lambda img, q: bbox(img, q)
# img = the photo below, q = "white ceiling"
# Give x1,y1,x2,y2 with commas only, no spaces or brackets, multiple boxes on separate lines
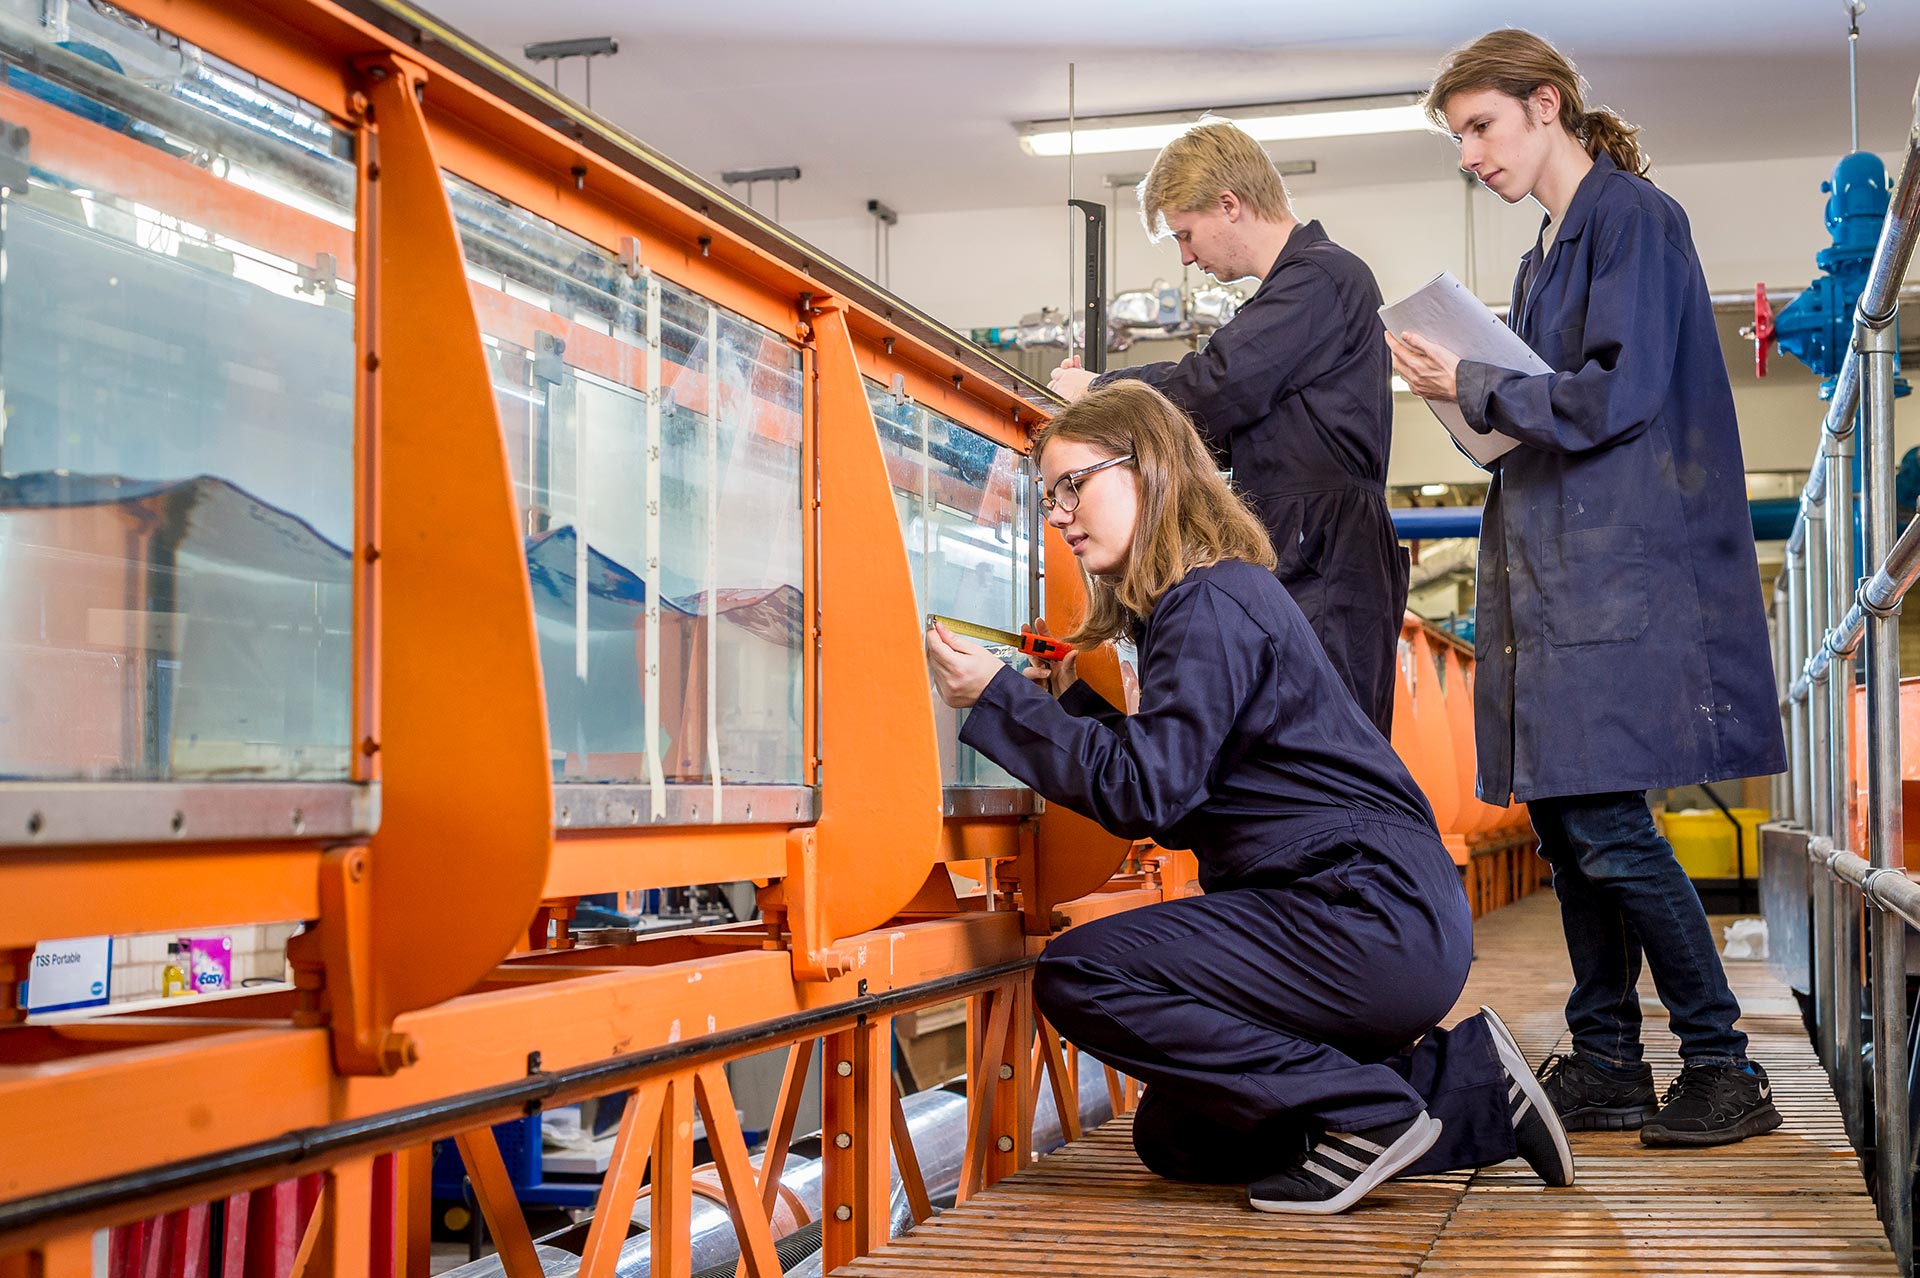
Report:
420,0,1920,224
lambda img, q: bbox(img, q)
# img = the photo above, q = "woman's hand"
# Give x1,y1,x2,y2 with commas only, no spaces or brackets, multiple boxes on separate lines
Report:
1020,618,1079,698
1049,357,1097,402
1386,330,1462,403
926,621,1005,708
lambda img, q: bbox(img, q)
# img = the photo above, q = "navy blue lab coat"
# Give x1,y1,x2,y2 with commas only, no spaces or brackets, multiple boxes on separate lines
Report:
958,561,1513,1173
1458,155,1787,803
1093,222,1410,736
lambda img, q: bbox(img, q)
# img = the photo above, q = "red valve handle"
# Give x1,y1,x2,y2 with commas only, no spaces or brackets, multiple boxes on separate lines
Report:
1754,283,1775,378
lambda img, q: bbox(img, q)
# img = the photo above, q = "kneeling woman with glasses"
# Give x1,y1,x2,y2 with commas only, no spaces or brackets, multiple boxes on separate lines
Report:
926,380,1572,1214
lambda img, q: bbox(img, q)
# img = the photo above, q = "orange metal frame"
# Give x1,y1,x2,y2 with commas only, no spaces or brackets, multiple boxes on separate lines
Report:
0,2,1153,1274
0,5,1518,1276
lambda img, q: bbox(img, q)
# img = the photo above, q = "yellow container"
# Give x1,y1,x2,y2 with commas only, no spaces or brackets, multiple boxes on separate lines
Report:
1659,808,1769,879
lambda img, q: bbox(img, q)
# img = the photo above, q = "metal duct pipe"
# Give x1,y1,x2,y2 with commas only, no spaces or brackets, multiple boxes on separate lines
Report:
440,1051,1117,1278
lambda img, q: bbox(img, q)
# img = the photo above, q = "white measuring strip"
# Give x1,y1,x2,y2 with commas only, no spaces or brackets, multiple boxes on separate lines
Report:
643,268,665,820
705,306,722,822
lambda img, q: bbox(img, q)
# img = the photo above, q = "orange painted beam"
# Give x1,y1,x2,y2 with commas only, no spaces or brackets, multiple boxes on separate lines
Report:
324,53,552,1074
542,828,788,899
0,845,321,950
765,300,940,979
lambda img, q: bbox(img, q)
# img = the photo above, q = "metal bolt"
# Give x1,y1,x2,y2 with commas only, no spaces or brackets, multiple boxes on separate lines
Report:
170,811,186,835
998,1064,1013,1080
836,1060,853,1077
834,1132,851,1149
833,1205,851,1222
996,1136,1013,1152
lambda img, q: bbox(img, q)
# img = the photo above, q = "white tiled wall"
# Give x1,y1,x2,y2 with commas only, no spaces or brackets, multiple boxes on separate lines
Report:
108,922,302,1002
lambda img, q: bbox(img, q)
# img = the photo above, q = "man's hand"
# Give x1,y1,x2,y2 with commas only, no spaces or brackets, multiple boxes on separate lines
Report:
1019,618,1079,698
927,622,1005,709
1049,357,1097,402
1386,330,1462,403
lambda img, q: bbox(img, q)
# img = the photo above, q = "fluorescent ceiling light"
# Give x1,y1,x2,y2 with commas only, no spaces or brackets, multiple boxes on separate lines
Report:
1419,483,1449,496
1391,375,1412,394
1019,93,1427,158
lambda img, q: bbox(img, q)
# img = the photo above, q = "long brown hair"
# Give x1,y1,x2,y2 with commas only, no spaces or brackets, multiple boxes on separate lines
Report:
1426,29,1650,179
1034,381,1276,647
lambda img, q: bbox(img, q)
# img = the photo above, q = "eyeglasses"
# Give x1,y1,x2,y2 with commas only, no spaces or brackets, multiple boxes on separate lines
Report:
1039,454,1133,514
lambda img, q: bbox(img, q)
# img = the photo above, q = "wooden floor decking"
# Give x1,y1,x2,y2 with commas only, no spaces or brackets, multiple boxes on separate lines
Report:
840,891,1898,1276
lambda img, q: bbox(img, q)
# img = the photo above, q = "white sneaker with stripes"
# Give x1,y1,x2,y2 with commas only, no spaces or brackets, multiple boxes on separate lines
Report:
1480,1005,1576,1186
1246,1112,1441,1215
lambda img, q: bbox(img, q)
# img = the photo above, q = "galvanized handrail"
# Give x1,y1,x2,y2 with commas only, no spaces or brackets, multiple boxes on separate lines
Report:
1772,72,1920,1275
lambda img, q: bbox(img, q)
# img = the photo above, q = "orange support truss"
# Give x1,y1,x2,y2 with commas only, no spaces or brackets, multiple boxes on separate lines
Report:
0,3,1521,1274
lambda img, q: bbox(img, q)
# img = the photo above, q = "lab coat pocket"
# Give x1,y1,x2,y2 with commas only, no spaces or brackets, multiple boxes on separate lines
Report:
1542,525,1649,647
1538,323,1586,370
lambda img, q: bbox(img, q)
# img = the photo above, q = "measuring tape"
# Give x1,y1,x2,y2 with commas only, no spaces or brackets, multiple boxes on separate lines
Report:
928,614,1073,663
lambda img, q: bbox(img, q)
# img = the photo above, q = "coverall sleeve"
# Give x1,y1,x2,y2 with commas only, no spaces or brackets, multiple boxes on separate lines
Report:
1057,679,1125,730
1092,270,1333,449
1455,208,1686,455
958,583,1266,839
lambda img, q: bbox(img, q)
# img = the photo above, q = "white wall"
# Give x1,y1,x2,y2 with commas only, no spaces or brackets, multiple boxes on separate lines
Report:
789,151,1920,485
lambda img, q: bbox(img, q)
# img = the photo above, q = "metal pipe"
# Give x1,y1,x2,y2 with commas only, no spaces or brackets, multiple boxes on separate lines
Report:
1771,582,1790,820
1786,548,1812,828
1812,838,1920,937
1859,81,1920,326
1789,458,1826,558
1860,318,1913,1264
1826,405,1864,1135
1807,495,1838,1076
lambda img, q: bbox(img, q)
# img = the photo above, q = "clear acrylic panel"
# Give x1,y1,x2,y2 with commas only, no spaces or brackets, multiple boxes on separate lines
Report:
449,174,804,789
867,382,1034,787
0,9,356,781
709,313,804,784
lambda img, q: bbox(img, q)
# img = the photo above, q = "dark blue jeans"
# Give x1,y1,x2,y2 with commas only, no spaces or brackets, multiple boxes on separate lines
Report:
1530,791,1748,1067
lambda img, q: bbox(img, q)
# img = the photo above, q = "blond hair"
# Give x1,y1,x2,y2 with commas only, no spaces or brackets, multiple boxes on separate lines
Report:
1136,118,1293,240
1034,381,1277,647
1426,29,1650,178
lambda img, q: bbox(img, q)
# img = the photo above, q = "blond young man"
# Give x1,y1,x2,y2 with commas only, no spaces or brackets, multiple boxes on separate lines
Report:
1053,120,1406,735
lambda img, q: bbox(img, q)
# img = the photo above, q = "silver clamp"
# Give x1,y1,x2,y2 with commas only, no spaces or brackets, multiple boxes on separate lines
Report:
1857,580,1901,621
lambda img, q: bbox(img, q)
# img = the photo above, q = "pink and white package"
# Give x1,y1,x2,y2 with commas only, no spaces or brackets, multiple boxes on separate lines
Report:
181,936,232,993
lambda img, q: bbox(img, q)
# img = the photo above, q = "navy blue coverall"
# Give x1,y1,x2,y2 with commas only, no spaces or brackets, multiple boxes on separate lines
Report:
1457,155,1788,1067
1093,222,1409,737
959,559,1514,1180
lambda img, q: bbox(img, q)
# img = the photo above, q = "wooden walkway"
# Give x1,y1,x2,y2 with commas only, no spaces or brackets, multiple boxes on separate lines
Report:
839,891,1898,1276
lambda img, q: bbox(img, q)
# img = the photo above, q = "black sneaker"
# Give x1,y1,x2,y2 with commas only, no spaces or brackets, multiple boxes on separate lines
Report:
1479,1007,1575,1186
1640,1061,1784,1147
1536,1051,1657,1131
1247,1113,1440,1215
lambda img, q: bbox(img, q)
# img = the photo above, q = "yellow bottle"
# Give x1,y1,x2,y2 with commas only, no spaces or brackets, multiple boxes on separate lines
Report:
161,942,191,998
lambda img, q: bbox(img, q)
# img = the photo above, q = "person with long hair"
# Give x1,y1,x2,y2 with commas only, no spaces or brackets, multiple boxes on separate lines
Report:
924,380,1573,1213
1388,29,1786,1146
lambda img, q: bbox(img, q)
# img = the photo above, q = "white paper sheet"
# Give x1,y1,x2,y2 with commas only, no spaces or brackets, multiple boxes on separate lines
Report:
1380,271,1548,467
